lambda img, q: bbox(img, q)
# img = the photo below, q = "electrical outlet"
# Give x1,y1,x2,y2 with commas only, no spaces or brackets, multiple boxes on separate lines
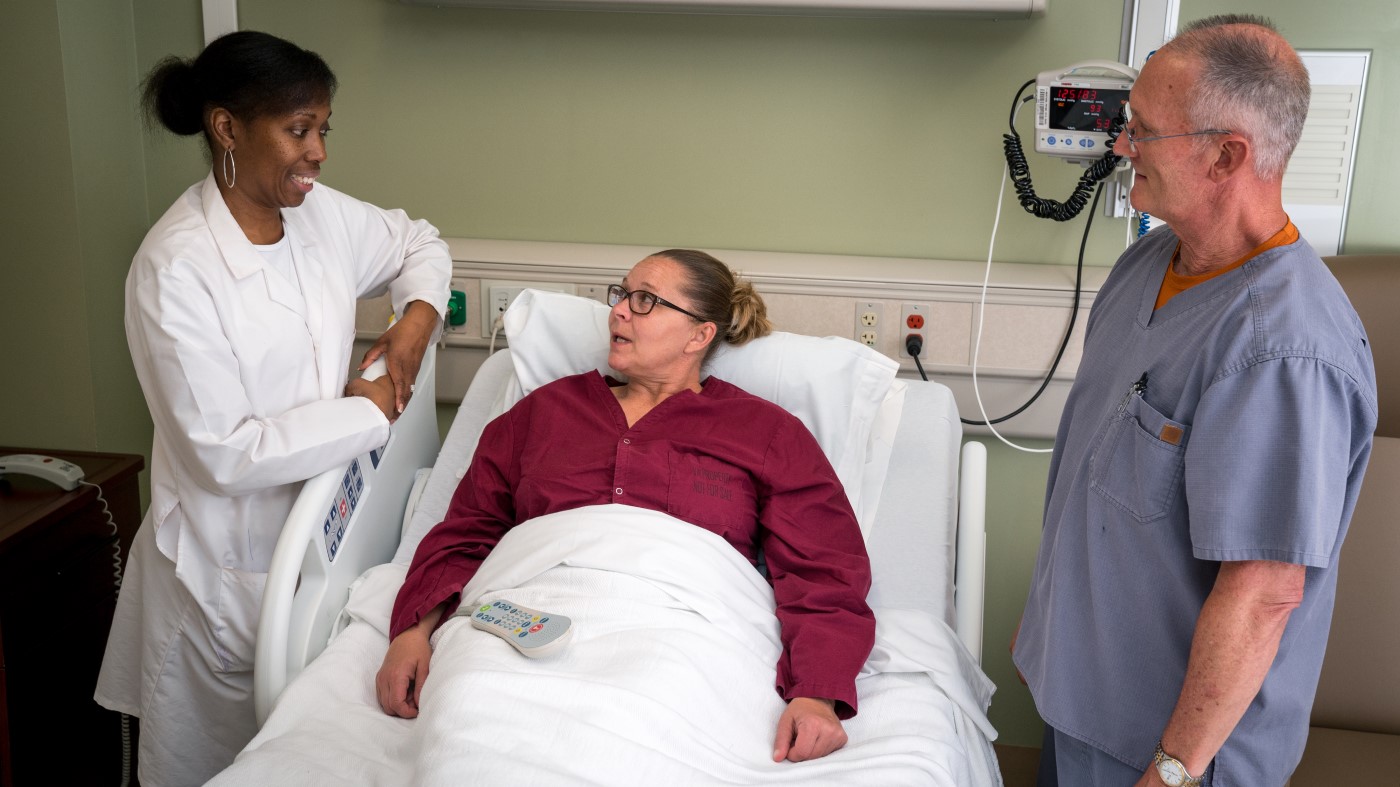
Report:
899,303,931,358
853,301,883,347
480,280,577,336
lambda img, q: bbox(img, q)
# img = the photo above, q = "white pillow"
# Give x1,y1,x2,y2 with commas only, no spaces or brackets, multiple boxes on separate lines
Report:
502,289,899,534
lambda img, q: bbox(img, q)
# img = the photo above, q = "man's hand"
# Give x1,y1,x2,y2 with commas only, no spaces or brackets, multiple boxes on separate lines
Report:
360,300,440,415
1133,767,1167,787
772,697,848,763
1010,616,1026,685
376,620,436,718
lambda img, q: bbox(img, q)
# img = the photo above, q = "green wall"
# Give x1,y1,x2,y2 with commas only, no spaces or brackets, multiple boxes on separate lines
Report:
0,1,149,458
3,0,1396,753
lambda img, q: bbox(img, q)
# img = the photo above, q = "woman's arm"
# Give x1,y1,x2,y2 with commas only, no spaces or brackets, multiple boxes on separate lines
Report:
388,409,521,640
126,261,390,496
315,186,452,415
756,417,876,761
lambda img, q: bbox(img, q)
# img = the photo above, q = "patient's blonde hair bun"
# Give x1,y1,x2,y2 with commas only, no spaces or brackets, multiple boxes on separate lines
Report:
727,278,771,346
651,249,772,357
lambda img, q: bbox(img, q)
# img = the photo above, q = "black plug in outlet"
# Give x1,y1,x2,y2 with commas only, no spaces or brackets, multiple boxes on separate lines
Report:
905,333,923,358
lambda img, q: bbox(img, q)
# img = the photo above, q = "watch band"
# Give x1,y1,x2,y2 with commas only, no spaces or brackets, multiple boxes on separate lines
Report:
1153,741,1203,787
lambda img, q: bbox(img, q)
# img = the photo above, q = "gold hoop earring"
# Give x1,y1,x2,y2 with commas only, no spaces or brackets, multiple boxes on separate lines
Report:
222,148,236,189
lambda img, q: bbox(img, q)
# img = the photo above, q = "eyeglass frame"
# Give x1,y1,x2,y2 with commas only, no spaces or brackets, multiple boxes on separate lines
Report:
607,283,706,322
1121,102,1233,154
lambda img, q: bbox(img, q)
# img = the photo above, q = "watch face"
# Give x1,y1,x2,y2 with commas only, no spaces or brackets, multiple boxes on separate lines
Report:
1157,759,1187,787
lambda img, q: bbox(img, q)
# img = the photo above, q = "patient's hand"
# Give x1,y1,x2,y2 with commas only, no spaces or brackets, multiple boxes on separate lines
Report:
376,625,434,718
772,697,848,763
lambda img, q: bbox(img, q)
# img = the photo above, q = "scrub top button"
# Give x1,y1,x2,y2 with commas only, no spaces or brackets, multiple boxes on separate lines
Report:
614,487,624,495
622,438,631,445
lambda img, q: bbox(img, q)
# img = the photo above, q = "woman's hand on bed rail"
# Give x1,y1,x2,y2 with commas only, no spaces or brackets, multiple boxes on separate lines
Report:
772,697,848,763
360,299,439,415
376,608,442,718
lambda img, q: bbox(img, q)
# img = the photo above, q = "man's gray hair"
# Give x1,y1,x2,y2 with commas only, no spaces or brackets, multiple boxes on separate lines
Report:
1165,14,1310,181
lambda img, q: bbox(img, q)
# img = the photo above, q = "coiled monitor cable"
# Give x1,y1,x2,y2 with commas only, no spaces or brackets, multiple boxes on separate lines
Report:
910,80,1126,450
1003,79,1125,222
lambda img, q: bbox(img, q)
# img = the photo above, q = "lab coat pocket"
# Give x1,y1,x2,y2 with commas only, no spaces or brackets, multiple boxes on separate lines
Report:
213,565,268,673
1089,395,1189,523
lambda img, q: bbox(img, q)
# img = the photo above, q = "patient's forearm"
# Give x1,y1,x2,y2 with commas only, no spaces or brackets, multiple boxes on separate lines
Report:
412,603,445,637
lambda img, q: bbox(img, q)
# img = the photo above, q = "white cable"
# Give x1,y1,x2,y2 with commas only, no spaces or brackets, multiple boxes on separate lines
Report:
970,165,1053,454
487,313,505,355
973,99,1054,454
80,481,123,590
81,479,132,787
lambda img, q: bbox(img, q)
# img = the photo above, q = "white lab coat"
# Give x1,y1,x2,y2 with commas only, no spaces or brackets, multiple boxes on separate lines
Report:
95,173,450,785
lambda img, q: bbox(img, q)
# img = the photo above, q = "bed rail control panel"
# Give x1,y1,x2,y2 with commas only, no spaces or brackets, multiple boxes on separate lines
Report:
321,458,368,562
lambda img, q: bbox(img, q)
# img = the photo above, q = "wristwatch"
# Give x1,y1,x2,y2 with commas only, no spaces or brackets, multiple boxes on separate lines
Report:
1154,741,1203,787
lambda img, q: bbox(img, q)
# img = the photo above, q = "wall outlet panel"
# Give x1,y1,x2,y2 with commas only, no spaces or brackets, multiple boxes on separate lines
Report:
578,284,610,304
899,302,931,358
853,301,883,347
480,280,577,335
445,277,475,335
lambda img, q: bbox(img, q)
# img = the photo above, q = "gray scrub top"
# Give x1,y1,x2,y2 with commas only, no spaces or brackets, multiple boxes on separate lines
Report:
1014,227,1377,786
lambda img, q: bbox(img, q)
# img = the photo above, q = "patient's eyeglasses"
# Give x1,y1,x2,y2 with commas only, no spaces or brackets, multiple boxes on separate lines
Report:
607,284,705,321
1121,102,1233,155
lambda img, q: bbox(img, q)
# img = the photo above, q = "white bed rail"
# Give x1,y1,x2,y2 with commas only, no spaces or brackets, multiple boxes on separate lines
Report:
954,440,987,664
254,347,442,725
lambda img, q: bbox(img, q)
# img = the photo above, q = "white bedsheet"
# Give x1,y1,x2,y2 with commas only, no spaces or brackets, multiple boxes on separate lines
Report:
216,505,1000,786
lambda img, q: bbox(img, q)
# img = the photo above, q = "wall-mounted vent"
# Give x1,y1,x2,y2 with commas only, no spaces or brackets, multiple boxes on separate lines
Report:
1284,51,1370,257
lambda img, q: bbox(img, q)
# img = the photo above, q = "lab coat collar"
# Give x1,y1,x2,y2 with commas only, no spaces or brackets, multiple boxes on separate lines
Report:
200,173,336,396
200,172,317,320
201,173,264,281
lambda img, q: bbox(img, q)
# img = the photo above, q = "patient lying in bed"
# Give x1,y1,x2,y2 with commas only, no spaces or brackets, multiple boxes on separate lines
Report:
377,250,875,764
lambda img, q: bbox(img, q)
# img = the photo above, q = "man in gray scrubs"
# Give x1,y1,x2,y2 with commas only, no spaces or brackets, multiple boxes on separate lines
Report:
1013,14,1377,787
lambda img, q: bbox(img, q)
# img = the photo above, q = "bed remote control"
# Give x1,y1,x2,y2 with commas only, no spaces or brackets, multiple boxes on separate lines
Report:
468,599,573,657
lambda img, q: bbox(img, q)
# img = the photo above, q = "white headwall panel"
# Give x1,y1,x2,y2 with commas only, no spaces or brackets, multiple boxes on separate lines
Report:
358,238,1108,438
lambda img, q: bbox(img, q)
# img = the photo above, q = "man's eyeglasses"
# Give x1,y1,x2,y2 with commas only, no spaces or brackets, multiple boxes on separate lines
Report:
607,284,705,321
1121,102,1233,154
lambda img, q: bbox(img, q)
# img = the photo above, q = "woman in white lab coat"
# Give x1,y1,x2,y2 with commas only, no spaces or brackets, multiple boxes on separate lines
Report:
94,30,452,786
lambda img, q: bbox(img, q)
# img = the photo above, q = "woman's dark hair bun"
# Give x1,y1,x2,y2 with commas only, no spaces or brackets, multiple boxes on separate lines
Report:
142,56,205,136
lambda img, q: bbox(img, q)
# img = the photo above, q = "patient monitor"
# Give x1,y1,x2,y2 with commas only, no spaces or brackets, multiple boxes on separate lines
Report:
1034,60,1136,162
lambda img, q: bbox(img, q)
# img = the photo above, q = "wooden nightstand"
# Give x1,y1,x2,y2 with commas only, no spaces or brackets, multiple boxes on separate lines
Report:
0,447,143,787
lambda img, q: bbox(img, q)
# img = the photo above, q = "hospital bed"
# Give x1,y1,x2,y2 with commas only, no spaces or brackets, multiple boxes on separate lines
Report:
215,290,1001,786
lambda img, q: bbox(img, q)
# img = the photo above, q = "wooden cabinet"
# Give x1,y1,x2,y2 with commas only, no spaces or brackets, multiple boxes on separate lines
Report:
0,448,143,787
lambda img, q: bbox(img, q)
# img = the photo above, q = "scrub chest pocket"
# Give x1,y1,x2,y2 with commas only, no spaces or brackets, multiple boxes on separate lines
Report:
1090,394,1190,523
667,450,758,532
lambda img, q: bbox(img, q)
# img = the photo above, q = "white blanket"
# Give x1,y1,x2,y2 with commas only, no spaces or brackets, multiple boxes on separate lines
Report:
416,504,995,785
216,504,1000,786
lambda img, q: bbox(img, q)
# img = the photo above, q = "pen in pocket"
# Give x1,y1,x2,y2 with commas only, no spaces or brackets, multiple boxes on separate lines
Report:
1118,372,1149,415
